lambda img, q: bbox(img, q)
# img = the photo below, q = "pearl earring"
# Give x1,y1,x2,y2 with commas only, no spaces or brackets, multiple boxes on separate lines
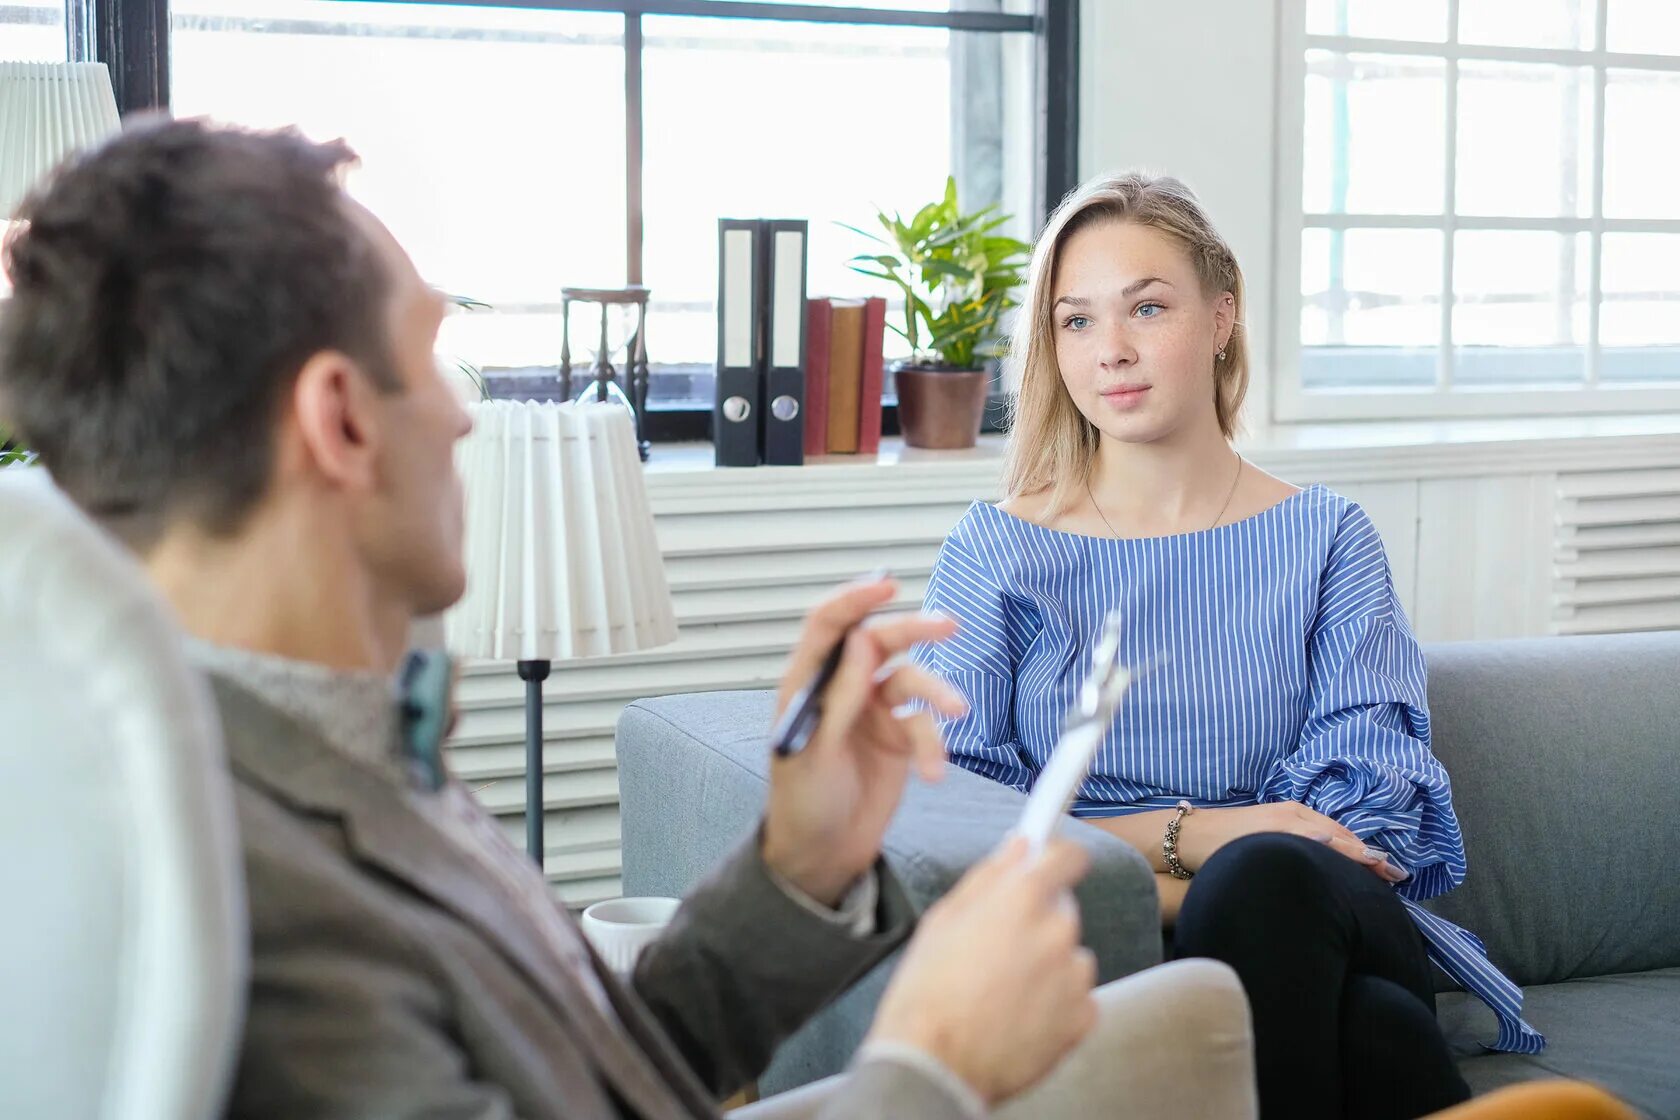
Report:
1217,347,1227,361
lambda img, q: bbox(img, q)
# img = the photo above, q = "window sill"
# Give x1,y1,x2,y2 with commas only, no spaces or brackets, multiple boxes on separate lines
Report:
639,411,1680,494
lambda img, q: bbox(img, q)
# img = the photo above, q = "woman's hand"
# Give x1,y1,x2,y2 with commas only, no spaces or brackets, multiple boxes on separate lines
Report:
1176,801,1409,884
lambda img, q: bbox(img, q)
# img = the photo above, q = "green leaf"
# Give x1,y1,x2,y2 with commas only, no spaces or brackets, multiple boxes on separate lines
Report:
982,234,1031,255
919,259,975,283
910,200,942,236
837,221,886,246
443,355,490,401
846,267,903,286
966,213,1015,239
440,291,493,311
929,315,997,348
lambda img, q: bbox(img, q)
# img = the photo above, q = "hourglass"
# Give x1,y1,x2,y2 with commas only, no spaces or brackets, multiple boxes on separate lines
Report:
558,285,652,462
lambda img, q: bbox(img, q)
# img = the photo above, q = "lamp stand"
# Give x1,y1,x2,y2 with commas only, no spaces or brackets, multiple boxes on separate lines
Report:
516,659,551,863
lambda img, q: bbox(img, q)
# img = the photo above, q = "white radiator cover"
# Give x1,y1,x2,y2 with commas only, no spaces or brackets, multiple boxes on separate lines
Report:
1553,468,1680,636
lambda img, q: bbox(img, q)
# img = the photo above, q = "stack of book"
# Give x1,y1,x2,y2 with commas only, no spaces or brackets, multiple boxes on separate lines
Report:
802,296,887,456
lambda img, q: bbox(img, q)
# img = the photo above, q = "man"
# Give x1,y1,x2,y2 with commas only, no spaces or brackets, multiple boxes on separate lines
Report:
0,118,1253,1119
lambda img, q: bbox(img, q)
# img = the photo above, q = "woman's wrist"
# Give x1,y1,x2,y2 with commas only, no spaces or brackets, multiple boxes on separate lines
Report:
1083,808,1182,873
1162,800,1196,879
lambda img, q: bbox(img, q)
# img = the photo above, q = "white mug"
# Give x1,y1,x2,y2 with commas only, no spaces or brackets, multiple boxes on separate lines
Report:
580,896,681,975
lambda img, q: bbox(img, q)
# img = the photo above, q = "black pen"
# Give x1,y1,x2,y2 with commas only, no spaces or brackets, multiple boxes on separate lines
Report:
769,568,889,758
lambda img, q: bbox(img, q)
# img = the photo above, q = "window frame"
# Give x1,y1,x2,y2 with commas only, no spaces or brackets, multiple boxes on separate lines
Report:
110,0,1076,436
1273,0,1680,423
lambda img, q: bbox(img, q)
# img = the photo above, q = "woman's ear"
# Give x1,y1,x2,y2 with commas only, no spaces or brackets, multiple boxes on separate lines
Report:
1214,291,1236,352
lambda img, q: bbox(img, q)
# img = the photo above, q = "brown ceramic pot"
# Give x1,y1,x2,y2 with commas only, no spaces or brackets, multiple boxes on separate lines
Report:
893,366,989,450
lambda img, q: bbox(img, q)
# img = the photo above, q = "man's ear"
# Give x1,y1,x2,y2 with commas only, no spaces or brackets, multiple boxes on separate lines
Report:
290,351,383,492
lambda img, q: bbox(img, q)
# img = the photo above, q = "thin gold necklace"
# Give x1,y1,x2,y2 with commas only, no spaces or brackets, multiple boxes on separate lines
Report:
1086,452,1244,538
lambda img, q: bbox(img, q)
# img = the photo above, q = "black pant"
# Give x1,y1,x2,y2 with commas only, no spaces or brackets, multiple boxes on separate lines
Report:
1172,833,1472,1120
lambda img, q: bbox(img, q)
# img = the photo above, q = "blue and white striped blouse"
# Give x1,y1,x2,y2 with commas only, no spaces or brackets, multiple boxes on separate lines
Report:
916,483,1542,1053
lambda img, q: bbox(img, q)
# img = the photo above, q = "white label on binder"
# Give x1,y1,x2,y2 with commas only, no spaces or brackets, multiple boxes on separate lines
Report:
771,229,806,369
723,228,755,369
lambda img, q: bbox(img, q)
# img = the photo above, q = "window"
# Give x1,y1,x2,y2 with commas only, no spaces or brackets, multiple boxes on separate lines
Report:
1278,0,1680,420
168,1,1052,418
1,0,69,61
171,2,628,372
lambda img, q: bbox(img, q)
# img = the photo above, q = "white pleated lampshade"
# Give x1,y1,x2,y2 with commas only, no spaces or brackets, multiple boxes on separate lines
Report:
0,62,121,219
446,401,677,663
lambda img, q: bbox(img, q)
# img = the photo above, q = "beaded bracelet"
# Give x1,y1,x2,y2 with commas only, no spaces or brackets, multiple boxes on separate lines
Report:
1162,799,1195,880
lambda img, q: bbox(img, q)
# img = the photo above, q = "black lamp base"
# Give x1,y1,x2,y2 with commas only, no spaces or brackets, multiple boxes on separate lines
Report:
516,659,551,864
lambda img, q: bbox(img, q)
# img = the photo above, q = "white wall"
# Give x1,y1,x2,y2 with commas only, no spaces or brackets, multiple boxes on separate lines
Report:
1079,0,1283,430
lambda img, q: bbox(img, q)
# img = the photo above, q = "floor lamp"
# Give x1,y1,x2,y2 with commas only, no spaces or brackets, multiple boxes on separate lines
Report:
446,401,676,863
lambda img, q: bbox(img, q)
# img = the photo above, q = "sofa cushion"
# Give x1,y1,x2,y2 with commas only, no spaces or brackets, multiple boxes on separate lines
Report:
1421,632,1680,989
1440,967,1680,1119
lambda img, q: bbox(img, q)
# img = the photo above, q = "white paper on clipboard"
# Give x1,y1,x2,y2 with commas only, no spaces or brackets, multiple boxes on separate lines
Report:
1015,716,1113,852
1013,609,1134,854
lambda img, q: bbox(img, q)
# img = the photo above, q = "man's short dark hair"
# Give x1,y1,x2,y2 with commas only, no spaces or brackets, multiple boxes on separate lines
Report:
0,116,397,544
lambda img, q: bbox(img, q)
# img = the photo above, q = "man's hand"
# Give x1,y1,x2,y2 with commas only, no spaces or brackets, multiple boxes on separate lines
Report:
760,574,966,907
866,838,1099,1106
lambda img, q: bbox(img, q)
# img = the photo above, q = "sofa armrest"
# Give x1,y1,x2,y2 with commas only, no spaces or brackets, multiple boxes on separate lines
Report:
875,752,1162,979
617,690,1163,1093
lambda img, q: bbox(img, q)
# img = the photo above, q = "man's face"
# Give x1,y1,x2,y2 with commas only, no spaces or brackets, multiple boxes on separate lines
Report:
348,204,473,618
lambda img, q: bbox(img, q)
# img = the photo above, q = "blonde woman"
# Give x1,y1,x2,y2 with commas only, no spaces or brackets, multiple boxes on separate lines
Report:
915,173,1541,1120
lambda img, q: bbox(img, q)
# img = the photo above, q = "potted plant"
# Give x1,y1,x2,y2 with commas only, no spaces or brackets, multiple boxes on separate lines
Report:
438,291,491,405
846,177,1030,449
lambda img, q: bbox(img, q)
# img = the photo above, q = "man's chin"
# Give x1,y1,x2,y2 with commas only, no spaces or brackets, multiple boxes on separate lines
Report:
407,566,467,641
425,568,468,616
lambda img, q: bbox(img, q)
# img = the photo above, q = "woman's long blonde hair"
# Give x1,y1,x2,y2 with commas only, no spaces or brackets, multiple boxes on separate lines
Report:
1000,172,1249,516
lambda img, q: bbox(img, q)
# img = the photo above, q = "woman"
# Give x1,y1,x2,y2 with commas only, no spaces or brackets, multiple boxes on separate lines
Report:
916,172,1541,1120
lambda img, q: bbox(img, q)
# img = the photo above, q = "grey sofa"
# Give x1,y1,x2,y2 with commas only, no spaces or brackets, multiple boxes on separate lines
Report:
618,632,1680,1117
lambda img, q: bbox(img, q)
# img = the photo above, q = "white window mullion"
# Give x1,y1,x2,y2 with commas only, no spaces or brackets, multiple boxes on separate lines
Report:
1439,0,1461,395
1304,214,1680,234
1305,35,1680,75
1586,0,1610,388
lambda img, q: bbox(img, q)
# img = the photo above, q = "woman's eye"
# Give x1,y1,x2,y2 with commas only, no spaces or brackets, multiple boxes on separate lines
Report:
1062,315,1090,330
1135,302,1165,319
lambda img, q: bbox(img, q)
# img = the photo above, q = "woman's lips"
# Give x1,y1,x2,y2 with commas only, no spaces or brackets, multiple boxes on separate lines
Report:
1100,385,1152,409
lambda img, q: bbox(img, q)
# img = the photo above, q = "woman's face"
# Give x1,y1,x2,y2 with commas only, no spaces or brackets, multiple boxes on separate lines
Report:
1049,219,1233,446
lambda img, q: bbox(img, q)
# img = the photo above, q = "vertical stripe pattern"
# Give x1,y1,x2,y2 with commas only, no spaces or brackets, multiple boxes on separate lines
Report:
915,484,1543,1054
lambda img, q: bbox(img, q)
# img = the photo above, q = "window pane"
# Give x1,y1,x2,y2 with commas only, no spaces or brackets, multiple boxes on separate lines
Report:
170,1,626,372
1456,62,1592,218
1452,231,1588,387
1607,0,1680,54
1301,227,1442,390
1599,233,1680,384
1459,0,1596,50
1307,0,1448,41
1604,69,1680,219
1303,52,1445,214
641,15,1034,366
1,0,67,61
